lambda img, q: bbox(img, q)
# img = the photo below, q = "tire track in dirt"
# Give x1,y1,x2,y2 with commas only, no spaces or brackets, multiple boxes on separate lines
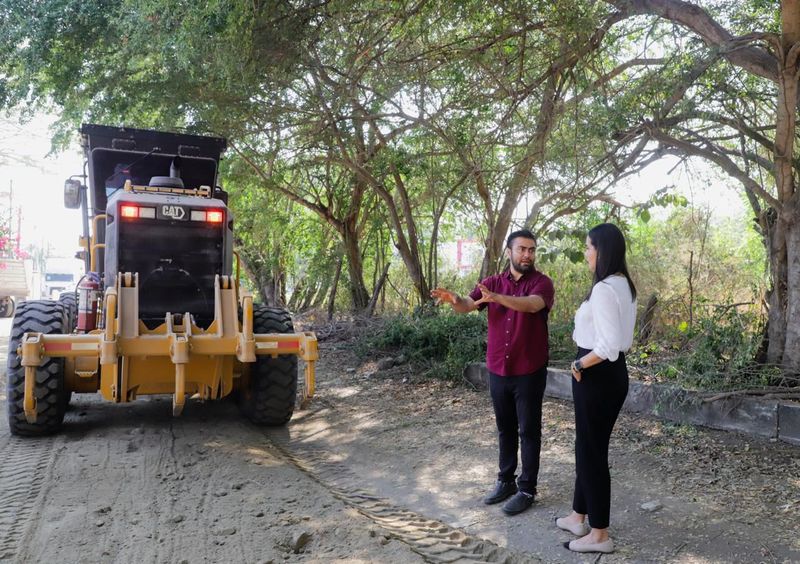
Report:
0,436,56,561
265,432,541,564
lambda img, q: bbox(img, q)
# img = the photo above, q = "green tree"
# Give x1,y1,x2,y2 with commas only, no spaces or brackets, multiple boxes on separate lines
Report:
593,0,800,371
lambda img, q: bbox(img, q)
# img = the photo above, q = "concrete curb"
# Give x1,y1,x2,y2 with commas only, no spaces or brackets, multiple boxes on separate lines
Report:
778,403,800,446
463,363,800,446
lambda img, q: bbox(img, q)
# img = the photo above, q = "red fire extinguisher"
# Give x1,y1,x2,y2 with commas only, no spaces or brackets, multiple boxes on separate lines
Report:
77,273,100,332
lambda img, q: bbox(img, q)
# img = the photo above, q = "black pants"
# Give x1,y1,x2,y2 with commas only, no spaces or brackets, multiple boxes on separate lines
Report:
571,348,628,529
489,366,547,495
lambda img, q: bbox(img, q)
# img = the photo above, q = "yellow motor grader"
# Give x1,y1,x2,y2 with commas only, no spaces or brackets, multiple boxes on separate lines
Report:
6,124,317,436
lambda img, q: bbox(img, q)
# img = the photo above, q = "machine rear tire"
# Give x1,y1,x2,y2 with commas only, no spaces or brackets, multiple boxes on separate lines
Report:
57,292,77,408
238,306,298,426
58,291,78,333
6,300,68,436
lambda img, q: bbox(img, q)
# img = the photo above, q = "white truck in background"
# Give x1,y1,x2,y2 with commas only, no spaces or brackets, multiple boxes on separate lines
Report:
42,257,81,299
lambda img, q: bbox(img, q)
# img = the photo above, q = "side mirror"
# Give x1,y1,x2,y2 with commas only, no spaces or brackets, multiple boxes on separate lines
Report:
64,179,82,209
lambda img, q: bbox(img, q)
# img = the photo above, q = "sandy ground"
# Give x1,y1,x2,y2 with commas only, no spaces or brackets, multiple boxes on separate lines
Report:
1,318,799,563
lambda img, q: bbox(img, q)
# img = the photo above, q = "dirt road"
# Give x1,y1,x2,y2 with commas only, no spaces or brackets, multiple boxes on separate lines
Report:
0,320,530,564
1,319,799,563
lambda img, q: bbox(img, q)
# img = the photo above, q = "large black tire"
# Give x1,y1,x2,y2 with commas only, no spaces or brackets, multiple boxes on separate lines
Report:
6,300,68,436
57,292,77,409
238,306,298,426
58,291,78,333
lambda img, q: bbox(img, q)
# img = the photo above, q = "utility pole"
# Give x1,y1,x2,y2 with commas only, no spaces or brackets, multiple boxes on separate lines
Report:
0,180,12,258
7,180,12,236
15,204,22,256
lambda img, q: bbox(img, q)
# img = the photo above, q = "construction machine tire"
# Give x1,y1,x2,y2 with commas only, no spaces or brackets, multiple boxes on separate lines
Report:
239,306,298,426
6,300,68,436
58,291,78,333
57,292,77,408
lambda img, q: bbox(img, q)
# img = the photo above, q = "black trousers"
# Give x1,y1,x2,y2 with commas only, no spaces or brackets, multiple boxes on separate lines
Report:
488,365,547,495
571,348,628,529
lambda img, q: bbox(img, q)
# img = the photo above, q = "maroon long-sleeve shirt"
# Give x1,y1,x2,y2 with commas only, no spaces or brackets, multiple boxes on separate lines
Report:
469,269,554,376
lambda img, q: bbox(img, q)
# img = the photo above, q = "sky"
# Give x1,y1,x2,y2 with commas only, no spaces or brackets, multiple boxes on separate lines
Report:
0,114,84,258
0,113,748,263
615,154,749,221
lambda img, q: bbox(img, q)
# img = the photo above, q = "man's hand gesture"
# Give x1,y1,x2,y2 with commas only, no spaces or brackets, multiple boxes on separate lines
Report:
473,283,497,307
431,288,458,305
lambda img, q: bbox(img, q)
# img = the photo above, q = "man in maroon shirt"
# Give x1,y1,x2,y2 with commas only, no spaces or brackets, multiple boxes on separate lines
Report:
431,229,554,516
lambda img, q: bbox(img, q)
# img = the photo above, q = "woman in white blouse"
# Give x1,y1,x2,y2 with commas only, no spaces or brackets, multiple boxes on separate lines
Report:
557,223,637,554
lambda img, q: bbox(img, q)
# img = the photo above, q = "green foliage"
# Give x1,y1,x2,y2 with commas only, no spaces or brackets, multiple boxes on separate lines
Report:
537,203,770,390
223,153,344,308
678,308,764,381
547,319,578,363
358,312,487,381
537,227,586,264
631,305,778,391
635,188,689,223
0,0,792,380
627,207,768,331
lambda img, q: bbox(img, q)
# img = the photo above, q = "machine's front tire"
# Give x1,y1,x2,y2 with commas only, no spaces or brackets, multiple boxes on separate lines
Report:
6,300,68,436
238,306,298,426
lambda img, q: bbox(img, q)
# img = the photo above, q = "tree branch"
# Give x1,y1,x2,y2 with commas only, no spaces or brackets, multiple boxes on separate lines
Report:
606,0,778,81
647,128,781,209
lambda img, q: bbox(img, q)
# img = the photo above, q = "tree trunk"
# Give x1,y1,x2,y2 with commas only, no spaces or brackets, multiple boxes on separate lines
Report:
287,278,306,310
262,274,282,307
638,294,658,344
478,71,560,278
366,262,391,317
611,0,800,372
782,197,800,370
766,214,789,365
398,245,430,304
327,256,342,321
342,226,370,311
369,181,430,303
480,225,507,279
768,0,800,370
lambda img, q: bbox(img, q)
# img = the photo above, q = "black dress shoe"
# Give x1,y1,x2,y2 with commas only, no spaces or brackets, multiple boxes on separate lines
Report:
483,480,517,505
501,491,534,515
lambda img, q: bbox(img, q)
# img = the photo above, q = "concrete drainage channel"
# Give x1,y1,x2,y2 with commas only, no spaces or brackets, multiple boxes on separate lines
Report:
264,431,540,564
464,364,800,446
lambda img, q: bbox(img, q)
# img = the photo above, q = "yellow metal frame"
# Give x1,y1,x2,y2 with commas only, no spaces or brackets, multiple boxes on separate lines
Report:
19,273,317,423
123,179,212,198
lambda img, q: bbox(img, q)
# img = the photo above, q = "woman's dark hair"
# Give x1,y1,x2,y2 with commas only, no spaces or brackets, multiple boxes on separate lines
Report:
585,223,637,301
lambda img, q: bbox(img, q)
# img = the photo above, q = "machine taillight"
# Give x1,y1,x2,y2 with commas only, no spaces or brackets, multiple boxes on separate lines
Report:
120,205,156,219
121,205,138,218
191,209,224,223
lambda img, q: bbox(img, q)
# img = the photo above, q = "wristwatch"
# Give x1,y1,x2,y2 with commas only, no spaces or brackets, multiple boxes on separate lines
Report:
572,359,585,372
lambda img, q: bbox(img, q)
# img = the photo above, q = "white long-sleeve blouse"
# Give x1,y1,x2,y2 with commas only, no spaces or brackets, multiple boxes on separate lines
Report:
572,274,637,361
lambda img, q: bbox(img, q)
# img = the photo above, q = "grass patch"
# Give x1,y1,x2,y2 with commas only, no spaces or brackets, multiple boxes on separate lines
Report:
357,312,487,381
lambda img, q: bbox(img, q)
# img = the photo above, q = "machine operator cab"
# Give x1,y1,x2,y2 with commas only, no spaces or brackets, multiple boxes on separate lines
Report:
77,124,232,329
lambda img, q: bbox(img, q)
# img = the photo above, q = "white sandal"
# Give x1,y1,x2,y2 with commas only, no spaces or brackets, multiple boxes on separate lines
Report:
555,516,590,536
564,538,614,554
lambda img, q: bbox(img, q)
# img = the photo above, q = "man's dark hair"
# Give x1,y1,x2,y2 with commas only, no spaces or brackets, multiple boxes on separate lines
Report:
585,223,637,301
506,229,536,248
